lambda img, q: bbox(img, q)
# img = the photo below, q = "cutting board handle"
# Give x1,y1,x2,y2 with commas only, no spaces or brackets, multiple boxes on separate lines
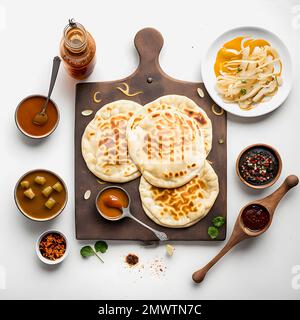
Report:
134,28,164,71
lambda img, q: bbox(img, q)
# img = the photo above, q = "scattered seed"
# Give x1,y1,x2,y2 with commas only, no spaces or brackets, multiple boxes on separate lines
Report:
197,87,205,98
218,138,224,144
81,109,94,116
207,160,213,165
93,91,102,103
84,190,91,200
97,179,106,185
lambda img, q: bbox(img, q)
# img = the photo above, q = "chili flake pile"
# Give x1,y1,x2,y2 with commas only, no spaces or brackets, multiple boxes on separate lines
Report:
39,232,66,260
239,148,278,185
125,253,139,267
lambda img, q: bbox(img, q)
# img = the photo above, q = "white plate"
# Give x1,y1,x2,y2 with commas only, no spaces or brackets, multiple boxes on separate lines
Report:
201,26,293,117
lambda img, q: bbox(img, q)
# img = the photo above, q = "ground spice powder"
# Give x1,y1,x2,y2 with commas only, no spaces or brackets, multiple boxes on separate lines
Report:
125,253,139,266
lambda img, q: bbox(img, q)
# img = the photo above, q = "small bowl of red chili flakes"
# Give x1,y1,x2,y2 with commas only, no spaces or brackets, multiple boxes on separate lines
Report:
36,230,69,265
236,144,282,189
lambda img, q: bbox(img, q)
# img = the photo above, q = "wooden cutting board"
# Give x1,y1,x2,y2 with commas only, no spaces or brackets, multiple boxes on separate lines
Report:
75,28,227,241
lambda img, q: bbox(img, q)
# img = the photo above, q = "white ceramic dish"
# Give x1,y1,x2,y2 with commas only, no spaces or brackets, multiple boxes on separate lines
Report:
201,26,293,117
36,230,69,265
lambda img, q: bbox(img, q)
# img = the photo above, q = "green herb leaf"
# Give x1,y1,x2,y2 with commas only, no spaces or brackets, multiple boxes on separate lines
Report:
240,88,247,95
80,246,95,257
241,80,247,84
212,216,225,228
237,67,242,73
208,226,219,239
94,241,108,254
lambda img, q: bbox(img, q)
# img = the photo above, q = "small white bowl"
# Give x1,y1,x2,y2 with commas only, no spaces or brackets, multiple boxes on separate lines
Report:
36,230,69,265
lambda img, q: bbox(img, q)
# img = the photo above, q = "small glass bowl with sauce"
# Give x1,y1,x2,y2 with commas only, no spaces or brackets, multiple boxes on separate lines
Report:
240,203,271,234
15,95,60,139
95,186,129,221
236,143,282,189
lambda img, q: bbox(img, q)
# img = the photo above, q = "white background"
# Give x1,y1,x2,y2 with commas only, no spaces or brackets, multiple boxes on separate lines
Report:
0,0,299,300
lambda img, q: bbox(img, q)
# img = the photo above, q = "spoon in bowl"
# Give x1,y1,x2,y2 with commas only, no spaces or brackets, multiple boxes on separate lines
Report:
96,186,168,241
192,175,299,284
32,56,61,126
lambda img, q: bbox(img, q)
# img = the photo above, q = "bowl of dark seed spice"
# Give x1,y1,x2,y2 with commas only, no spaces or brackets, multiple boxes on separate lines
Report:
236,143,282,189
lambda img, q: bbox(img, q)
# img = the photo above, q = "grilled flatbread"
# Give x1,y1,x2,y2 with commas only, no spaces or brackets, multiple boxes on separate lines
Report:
81,100,142,182
130,95,212,155
127,107,206,188
139,161,219,228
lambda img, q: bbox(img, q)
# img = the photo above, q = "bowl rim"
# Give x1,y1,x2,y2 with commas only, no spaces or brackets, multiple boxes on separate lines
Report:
35,229,69,265
14,168,68,222
236,143,282,189
95,185,130,221
15,94,60,139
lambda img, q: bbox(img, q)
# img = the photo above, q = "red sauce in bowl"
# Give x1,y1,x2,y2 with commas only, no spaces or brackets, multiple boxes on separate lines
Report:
241,204,270,231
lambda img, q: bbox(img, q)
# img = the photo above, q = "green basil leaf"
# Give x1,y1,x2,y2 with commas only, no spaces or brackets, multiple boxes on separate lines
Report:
80,246,94,257
94,241,108,253
208,226,219,239
212,216,225,228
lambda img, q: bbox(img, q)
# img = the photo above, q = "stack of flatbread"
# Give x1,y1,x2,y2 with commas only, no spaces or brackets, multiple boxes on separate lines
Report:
81,95,219,228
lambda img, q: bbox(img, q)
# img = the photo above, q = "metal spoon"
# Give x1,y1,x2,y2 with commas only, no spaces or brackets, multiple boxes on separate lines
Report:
96,186,168,241
32,56,61,126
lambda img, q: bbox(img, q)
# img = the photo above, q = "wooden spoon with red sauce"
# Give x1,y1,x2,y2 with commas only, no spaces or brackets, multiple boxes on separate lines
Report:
192,175,299,284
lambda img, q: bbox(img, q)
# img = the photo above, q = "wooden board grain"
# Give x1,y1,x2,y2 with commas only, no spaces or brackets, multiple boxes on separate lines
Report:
75,28,227,241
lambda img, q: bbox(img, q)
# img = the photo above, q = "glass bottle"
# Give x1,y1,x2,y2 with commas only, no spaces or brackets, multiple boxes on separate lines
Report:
60,19,96,80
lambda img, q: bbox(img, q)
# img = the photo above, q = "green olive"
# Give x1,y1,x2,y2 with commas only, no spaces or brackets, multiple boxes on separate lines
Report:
45,197,56,209
42,186,53,197
53,182,63,193
20,180,30,189
34,176,46,185
24,188,35,199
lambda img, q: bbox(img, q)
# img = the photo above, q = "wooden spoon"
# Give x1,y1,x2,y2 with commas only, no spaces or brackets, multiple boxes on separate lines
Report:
192,175,299,284
32,56,61,126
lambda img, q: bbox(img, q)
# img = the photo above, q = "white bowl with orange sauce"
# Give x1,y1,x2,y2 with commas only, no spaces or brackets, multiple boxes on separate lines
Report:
201,26,293,117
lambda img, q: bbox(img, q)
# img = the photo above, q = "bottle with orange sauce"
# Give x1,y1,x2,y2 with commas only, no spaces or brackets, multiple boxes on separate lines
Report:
60,19,96,80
